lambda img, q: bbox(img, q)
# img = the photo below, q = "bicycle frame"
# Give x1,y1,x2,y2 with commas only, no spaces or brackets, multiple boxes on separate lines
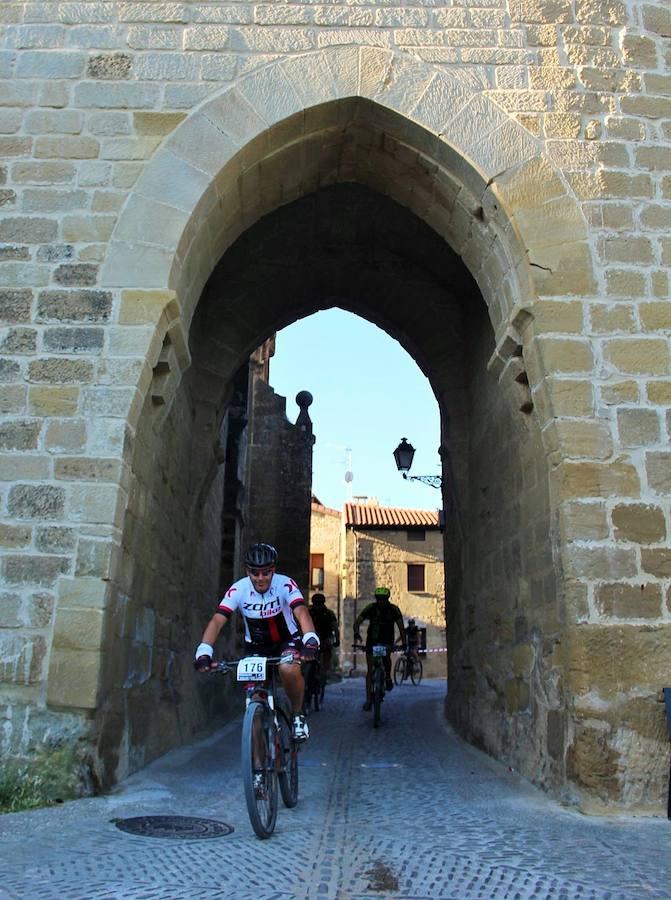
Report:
211,653,299,837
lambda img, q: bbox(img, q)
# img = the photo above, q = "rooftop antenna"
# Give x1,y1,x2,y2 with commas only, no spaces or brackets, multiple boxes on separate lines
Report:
344,447,353,501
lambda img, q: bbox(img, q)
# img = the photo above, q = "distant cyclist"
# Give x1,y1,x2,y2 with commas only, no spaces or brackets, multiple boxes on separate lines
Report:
353,587,406,711
406,618,420,665
194,542,319,741
308,593,339,678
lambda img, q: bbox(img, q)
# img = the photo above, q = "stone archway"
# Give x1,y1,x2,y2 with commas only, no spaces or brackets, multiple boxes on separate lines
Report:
46,46,654,812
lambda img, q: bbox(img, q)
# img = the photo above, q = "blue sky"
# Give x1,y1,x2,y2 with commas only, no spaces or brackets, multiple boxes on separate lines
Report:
270,309,441,512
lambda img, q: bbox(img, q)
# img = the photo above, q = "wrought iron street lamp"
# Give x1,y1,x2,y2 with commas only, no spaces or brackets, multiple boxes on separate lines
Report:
393,438,442,489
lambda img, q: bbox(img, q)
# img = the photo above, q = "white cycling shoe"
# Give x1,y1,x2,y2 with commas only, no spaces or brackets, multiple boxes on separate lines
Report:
292,713,309,742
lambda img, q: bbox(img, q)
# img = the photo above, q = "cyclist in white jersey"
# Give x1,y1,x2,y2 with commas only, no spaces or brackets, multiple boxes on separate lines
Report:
194,542,319,741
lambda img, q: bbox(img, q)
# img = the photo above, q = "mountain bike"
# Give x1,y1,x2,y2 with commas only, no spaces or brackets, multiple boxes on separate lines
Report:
212,653,299,839
393,648,423,686
353,643,400,727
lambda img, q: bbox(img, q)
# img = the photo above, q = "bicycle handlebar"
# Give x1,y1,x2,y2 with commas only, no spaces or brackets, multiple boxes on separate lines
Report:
351,644,404,653
209,653,296,674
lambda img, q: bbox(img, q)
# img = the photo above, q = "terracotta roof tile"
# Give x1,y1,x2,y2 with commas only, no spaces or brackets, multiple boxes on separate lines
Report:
344,502,440,528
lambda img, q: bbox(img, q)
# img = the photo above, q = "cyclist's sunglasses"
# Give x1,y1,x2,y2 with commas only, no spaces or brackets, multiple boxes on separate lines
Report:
246,565,275,577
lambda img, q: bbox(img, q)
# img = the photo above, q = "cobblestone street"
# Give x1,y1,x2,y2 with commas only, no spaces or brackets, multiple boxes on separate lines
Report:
1,678,670,899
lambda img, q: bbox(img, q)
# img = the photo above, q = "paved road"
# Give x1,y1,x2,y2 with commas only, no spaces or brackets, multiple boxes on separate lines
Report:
1,678,670,899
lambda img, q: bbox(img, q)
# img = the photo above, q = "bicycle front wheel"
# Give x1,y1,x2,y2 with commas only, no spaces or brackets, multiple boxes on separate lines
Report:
372,666,384,728
241,700,278,839
277,704,299,808
411,658,423,685
393,656,405,686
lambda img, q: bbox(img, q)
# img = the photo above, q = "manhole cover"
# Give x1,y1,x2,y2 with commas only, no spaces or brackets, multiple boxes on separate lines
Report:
112,815,234,840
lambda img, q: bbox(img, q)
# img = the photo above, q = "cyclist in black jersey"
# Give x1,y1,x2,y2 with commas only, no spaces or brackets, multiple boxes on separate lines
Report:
194,542,319,741
309,593,339,675
353,586,406,711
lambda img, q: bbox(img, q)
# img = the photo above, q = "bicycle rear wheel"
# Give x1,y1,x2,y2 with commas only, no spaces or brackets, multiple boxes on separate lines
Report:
241,700,278,839
393,656,405,686
410,658,423,685
277,704,299,808
372,666,384,728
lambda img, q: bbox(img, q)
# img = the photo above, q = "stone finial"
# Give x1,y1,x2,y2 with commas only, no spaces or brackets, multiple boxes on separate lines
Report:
296,390,313,430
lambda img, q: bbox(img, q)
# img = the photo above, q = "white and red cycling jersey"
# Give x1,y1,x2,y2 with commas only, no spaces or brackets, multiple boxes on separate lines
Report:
216,573,305,646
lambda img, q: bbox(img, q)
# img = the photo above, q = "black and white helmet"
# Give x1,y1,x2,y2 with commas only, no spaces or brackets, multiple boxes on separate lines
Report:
244,542,278,568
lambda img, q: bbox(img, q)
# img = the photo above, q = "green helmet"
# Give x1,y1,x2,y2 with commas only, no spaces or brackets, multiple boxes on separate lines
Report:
374,586,391,598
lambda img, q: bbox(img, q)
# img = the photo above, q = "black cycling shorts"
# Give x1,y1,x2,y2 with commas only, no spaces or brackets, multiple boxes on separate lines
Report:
244,637,301,659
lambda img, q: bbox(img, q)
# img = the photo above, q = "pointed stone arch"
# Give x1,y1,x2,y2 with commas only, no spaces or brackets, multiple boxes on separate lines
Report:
98,45,594,427
46,45,610,805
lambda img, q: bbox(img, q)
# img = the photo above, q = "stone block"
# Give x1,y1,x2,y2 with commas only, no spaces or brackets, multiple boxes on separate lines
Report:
534,337,594,374
0,217,58,243
28,358,94,383
126,25,181,50
559,501,608,540
133,111,186,135
0,327,37,355
34,135,100,159
557,460,640,500
56,575,110,610
0,136,32,156
67,483,124,526
45,419,87,452
46,647,100,708
646,453,671,495
647,382,671,405
613,504,666,543
2,554,70,586
16,49,84,78
37,290,112,323
35,525,76,553
0,524,31,548
75,538,115,577
535,378,595,419
599,381,639,406
641,549,671,578
0,633,46,685
87,53,132,79
24,109,83,135
605,269,646,298
43,327,104,354
595,583,662,619
28,386,79,416
119,3,188,23
22,187,88,213
0,453,49,480
53,607,105,652
36,244,74,262
62,214,115,242
639,303,671,332
118,290,178,326
564,545,636,580
604,340,670,376
601,235,654,265
0,385,27,415
0,419,40,450
550,419,613,459
569,625,671,697
0,288,32,323
55,457,121,482
617,409,660,447
74,82,160,109
99,241,173,289
53,264,99,287
8,484,65,519
589,304,635,334
0,359,21,382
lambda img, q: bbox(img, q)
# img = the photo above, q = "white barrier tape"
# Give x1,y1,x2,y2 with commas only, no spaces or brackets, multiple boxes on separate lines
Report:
337,647,447,659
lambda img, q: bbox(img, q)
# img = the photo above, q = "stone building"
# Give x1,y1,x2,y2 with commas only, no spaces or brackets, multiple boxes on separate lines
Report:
341,500,445,679
1,1,671,812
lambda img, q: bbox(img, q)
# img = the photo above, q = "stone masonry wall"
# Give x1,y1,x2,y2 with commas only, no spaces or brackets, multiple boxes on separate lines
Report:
1,1,671,810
